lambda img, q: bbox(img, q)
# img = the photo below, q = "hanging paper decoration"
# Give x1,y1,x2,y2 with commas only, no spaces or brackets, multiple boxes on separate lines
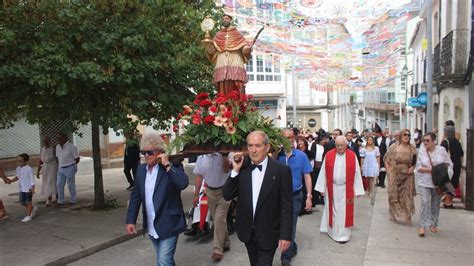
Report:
217,0,415,91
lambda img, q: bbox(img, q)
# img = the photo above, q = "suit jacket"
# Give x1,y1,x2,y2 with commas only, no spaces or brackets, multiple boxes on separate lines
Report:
347,140,361,165
375,136,387,167
126,163,189,239
124,143,140,165
223,156,293,250
322,140,335,159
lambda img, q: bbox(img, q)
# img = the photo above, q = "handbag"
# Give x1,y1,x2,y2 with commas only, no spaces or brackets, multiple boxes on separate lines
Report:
427,151,450,186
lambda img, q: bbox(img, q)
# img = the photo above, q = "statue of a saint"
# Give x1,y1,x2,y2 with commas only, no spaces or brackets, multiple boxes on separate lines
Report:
202,14,252,95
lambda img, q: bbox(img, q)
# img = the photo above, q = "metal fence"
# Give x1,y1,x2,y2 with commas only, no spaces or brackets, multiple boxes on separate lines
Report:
1,120,102,159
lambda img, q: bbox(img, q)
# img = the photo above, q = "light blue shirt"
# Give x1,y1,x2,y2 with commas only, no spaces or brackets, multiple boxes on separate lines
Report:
193,153,229,188
145,164,159,239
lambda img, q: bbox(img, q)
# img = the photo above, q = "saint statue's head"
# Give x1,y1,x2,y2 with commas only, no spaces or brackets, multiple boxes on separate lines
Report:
223,14,233,28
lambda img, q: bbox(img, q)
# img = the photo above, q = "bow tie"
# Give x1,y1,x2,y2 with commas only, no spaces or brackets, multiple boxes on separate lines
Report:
250,164,263,171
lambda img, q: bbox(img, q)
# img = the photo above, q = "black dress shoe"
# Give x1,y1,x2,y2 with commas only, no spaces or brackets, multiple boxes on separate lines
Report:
126,185,134,191
223,246,230,252
198,228,210,238
184,225,198,236
380,184,385,188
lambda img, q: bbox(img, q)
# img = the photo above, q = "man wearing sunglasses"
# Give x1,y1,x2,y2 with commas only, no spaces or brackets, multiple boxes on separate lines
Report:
126,133,189,265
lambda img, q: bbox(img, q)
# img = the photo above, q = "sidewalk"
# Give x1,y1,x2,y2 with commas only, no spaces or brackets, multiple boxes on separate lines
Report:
364,186,474,265
0,167,196,265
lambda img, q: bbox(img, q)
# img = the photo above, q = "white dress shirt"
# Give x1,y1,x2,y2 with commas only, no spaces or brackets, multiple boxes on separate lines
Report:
315,144,324,162
16,165,35,192
145,164,159,239
231,157,268,218
56,142,79,167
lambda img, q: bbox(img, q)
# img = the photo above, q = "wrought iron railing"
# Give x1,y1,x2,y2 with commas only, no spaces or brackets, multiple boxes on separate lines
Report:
441,29,469,75
433,43,441,77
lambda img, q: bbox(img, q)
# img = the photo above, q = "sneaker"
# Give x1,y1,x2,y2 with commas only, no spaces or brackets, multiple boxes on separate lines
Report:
21,216,32,223
31,206,38,218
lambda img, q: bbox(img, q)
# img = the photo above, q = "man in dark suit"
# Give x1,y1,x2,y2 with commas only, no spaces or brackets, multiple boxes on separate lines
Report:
223,131,293,266
345,131,361,166
126,133,189,265
322,128,342,159
123,132,141,190
373,123,388,188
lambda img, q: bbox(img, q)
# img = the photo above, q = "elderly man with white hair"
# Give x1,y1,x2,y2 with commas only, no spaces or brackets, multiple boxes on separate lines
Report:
125,132,189,265
315,136,365,244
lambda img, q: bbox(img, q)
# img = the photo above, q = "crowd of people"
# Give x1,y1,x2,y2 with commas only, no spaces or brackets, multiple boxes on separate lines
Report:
122,118,464,265
0,133,80,222
0,119,464,265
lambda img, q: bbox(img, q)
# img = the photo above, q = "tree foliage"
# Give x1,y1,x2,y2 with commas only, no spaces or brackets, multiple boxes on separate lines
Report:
0,0,222,132
0,0,222,209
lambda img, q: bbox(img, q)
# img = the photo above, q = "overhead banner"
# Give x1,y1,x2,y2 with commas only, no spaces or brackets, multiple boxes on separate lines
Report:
218,0,417,92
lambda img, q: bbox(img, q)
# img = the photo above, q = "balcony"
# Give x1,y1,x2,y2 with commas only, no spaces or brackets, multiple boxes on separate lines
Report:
436,29,469,87
433,43,441,77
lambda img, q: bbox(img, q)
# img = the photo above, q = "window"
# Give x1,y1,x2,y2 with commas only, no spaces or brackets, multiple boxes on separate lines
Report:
274,58,281,73
248,74,254,81
256,55,264,72
387,92,396,103
257,74,265,81
265,75,273,81
274,75,281,81
265,55,272,73
246,57,253,72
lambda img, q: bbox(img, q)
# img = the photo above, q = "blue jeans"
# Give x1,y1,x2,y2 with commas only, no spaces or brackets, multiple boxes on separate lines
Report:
19,192,33,205
56,164,77,204
149,235,178,266
281,190,303,261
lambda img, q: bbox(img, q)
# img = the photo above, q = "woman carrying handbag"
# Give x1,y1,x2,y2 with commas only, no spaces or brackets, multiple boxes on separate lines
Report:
415,132,453,237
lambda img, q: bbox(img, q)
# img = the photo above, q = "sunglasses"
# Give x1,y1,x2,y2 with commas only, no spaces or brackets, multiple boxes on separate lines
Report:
423,139,431,143
403,133,411,137
140,149,161,156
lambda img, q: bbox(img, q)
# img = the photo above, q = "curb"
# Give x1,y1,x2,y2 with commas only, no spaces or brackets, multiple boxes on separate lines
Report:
45,229,144,266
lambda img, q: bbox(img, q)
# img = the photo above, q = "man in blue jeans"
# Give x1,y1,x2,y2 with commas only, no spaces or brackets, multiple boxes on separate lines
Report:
126,133,189,265
278,129,313,265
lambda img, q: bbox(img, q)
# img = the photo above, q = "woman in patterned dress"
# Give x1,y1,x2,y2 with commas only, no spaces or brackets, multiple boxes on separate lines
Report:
360,136,380,205
384,129,417,226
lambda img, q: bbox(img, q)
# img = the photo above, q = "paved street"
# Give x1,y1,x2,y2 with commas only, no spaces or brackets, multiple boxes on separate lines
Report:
1,167,473,265
69,195,371,266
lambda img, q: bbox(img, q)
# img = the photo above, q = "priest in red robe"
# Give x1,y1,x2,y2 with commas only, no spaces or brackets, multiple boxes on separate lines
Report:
315,136,365,243
202,14,251,94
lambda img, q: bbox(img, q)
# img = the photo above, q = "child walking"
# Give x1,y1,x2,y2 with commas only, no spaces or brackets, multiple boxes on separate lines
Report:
6,153,38,222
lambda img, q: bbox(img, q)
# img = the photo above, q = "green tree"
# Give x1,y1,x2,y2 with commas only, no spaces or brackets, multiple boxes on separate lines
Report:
0,0,222,209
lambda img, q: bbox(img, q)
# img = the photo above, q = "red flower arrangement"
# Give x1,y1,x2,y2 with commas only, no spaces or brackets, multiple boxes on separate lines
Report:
170,91,289,152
